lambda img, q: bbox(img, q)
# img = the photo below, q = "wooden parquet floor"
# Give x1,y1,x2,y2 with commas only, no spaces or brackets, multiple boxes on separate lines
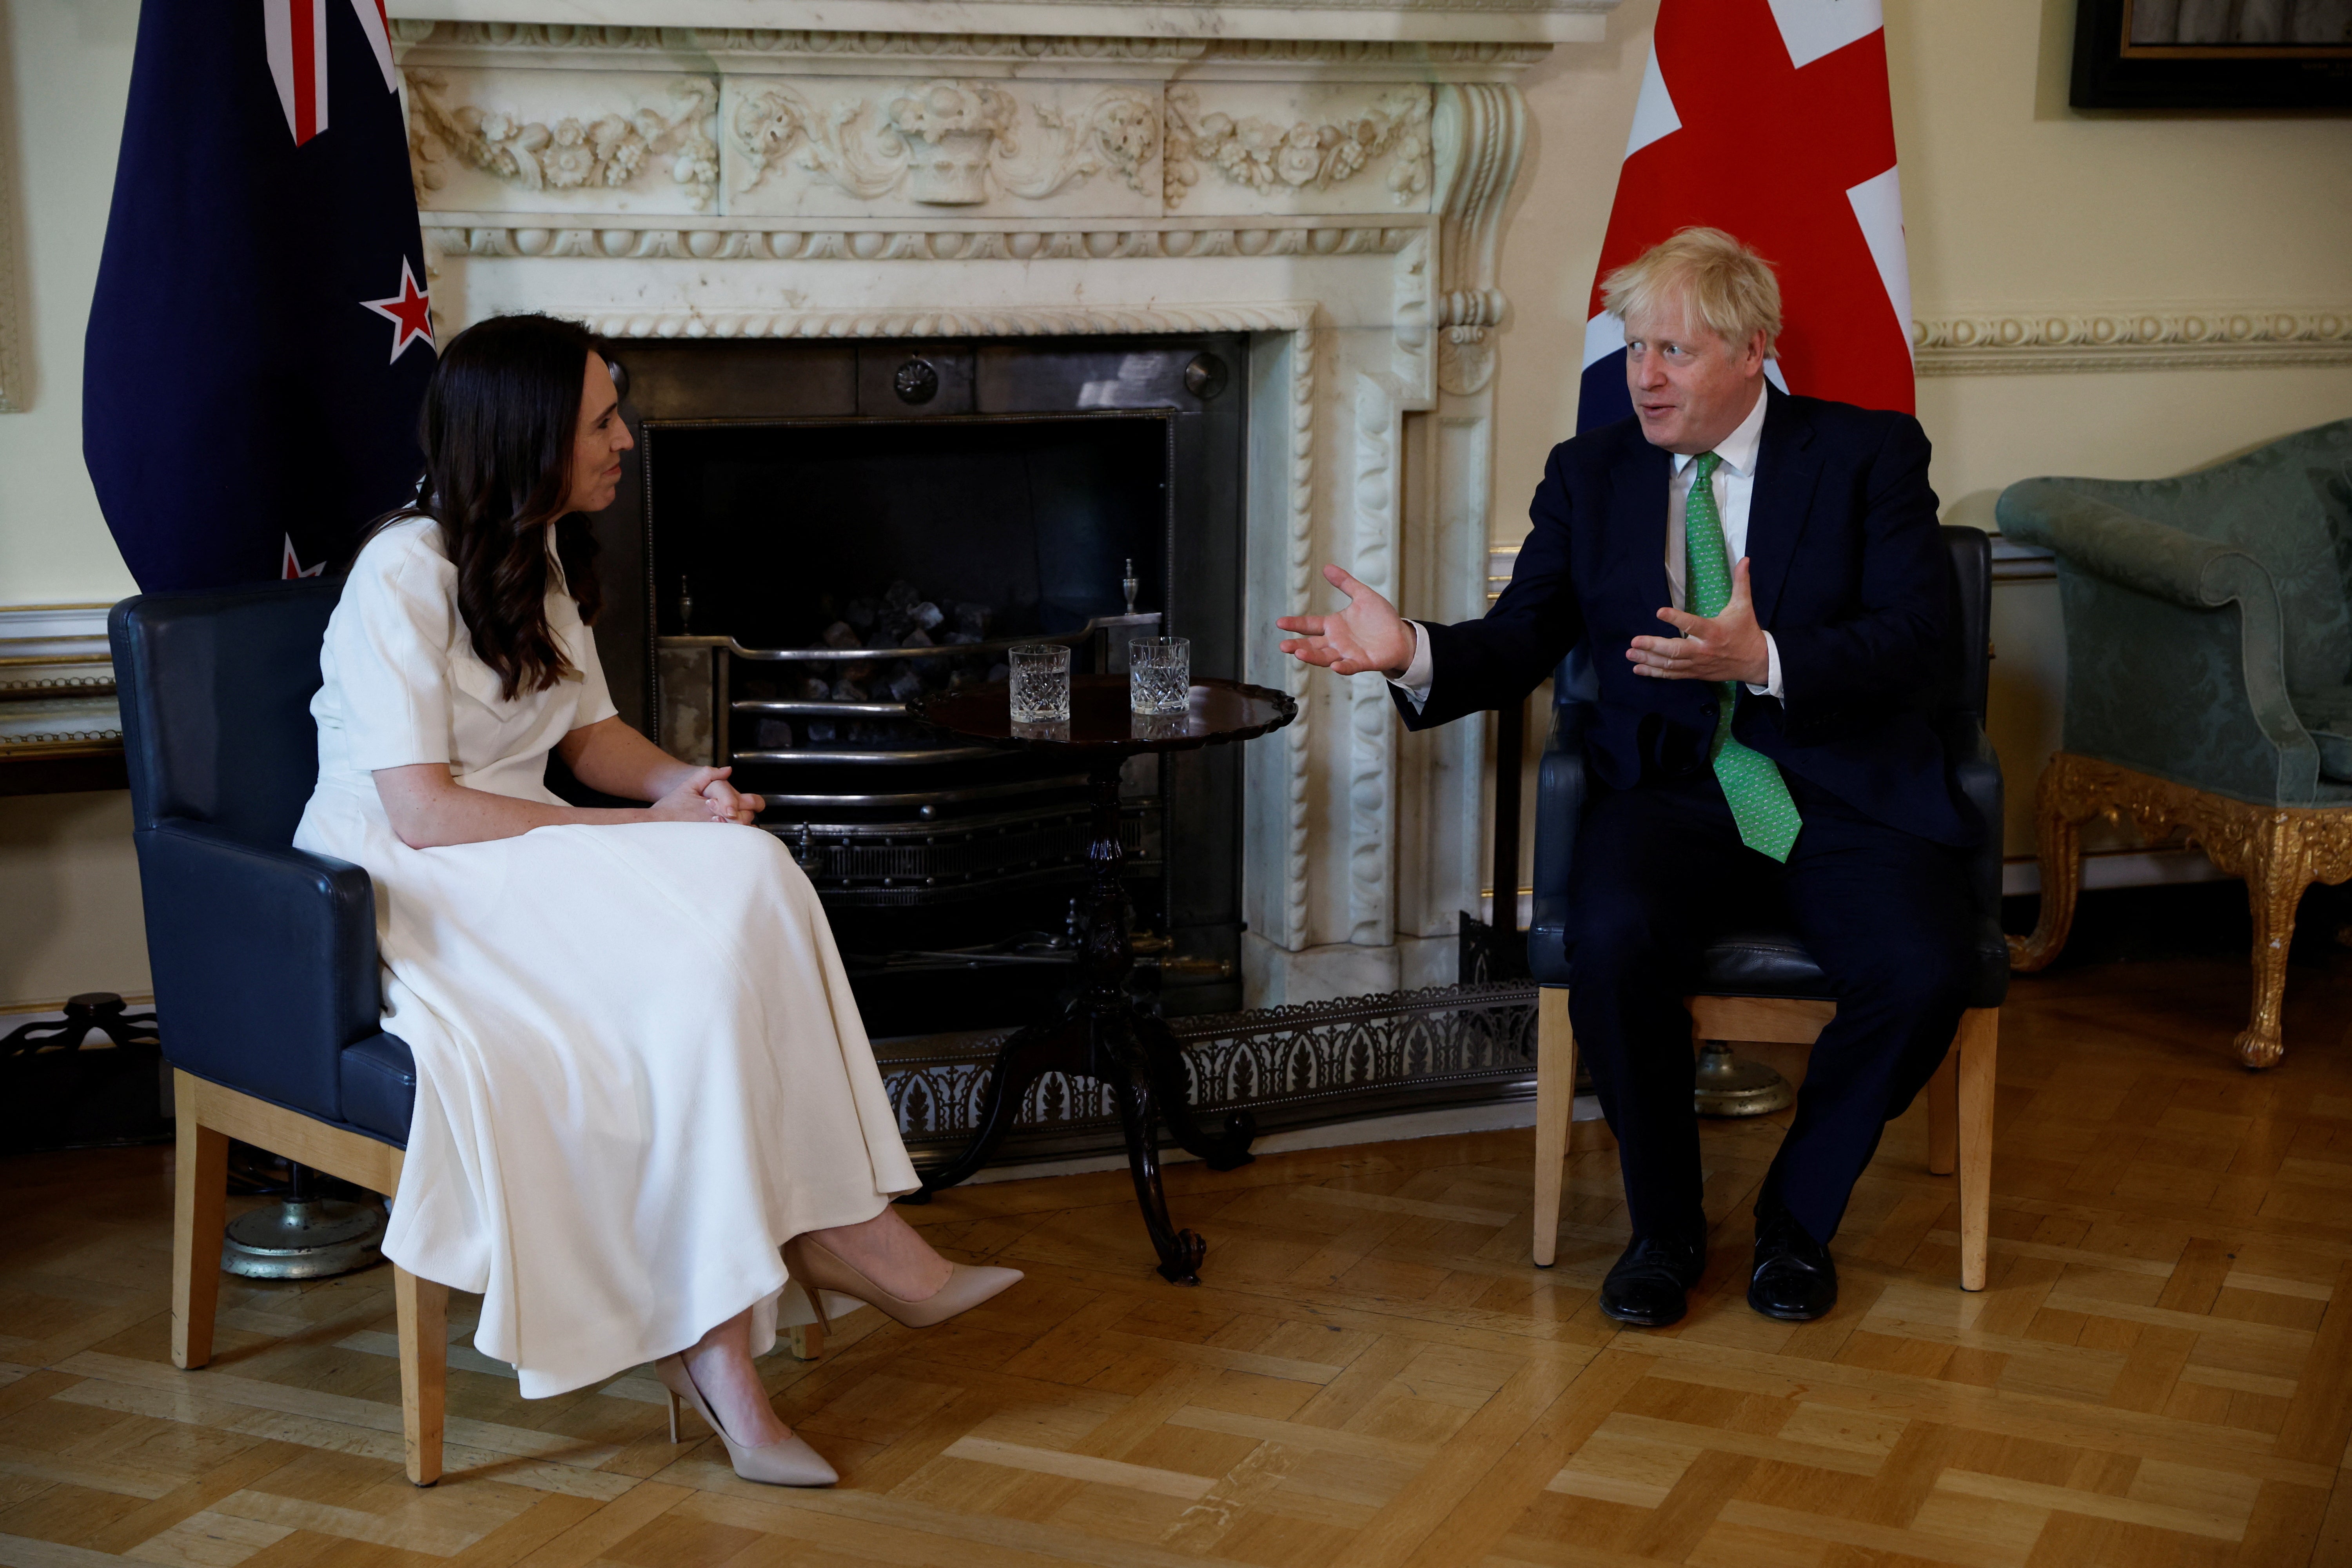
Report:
4,957,2352,1568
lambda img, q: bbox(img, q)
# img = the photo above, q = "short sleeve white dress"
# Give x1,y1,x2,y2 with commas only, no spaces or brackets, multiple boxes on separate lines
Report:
293,517,919,1398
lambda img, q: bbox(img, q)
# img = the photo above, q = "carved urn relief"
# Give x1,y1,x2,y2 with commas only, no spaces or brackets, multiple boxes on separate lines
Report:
389,1,1615,1004
890,82,1013,204
725,77,1163,209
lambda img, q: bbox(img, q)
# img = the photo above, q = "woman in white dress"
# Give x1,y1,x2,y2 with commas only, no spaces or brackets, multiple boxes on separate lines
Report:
293,313,1018,1488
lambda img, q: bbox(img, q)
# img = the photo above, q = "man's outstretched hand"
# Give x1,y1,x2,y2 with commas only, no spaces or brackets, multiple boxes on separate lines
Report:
1277,564,1417,677
1626,557,1770,687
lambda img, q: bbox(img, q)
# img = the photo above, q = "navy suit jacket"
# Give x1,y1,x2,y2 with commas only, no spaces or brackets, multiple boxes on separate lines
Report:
1395,387,1973,846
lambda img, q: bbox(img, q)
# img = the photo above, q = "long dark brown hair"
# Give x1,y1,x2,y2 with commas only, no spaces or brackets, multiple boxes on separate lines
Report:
365,312,610,700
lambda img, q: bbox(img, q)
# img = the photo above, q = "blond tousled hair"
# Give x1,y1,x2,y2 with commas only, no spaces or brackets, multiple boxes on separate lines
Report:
1601,227,1782,359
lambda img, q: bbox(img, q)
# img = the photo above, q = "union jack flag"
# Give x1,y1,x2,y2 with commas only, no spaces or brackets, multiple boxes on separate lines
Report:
265,0,397,146
1577,0,1916,432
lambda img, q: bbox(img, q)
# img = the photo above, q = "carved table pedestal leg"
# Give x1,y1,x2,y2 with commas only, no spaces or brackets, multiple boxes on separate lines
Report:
901,761,1253,1284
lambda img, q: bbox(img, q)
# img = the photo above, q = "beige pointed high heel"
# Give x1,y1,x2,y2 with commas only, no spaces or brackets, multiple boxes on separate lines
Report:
653,1353,837,1487
782,1234,1022,1332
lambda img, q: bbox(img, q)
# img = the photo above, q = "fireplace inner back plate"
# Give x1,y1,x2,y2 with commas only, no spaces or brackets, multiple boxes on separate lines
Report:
589,336,1247,1036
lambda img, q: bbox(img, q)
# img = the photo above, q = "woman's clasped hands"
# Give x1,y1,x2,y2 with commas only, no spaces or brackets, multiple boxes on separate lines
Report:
649,766,765,826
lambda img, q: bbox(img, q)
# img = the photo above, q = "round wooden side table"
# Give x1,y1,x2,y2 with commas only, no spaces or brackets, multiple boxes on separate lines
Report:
902,673,1297,1284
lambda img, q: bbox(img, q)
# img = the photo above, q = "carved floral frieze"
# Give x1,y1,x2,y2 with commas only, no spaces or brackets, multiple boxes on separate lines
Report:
1165,87,1431,210
406,70,721,212
402,66,1434,219
728,79,1160,209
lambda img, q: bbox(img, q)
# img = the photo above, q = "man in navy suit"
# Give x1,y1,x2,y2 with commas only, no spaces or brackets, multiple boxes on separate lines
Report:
1278,228,1975,1327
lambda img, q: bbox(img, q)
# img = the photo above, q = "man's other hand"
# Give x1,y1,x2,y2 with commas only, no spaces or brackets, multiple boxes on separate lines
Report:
1277,564,1416,677
1628,557,1770,686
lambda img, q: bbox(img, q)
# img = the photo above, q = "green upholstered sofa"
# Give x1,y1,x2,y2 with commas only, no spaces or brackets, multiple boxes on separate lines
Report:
1996,417,2352,1068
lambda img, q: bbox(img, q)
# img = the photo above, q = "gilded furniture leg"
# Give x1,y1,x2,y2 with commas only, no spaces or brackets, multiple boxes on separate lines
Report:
2008,752,2094,973
1925,1047,1958,1178
170,1071,227,1371
396,1267,447,1487
1530,988,1573,1269
1956,1007,1998,1292
2000,754,2352,1068
2235,812,2312,1071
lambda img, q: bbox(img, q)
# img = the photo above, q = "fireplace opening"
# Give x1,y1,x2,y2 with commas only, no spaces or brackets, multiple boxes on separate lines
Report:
657,416,1170,653
586,336,1247,1037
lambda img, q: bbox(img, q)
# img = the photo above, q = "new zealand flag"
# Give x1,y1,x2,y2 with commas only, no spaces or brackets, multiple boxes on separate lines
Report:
85,0,435,591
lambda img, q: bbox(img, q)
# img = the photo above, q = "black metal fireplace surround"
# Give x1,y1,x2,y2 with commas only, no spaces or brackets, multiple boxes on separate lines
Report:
583,335,1247,1037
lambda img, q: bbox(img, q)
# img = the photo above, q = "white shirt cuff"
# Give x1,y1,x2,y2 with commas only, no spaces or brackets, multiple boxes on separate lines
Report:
1746,632,1784,699
1387,621,1435,708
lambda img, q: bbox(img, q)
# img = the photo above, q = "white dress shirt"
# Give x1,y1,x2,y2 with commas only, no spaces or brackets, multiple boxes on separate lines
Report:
1391,382,1782,704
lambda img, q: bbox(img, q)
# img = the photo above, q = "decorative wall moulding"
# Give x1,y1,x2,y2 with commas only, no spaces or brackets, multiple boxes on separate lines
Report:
385,0,1618,47
1913,307,2352,375
421,220,1421,260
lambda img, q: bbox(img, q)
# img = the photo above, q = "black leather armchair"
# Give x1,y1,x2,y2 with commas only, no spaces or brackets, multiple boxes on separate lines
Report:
111,581,443,1485
1523,525,2007,1290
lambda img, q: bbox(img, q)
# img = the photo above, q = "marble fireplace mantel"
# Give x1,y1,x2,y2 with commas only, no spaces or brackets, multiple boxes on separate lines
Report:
388,0,1618,1004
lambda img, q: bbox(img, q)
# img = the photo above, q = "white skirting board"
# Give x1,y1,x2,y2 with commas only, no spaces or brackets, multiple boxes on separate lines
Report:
2001,845,2231,897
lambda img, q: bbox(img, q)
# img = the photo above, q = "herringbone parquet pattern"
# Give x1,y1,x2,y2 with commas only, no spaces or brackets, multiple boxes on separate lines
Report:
3,955,2350,1566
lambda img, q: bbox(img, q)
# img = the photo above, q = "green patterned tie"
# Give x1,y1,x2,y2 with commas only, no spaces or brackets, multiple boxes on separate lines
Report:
1684,452,1802,862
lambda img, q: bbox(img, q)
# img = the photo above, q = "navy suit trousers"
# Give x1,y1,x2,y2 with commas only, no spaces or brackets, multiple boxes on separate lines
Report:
1564,768,1973,1249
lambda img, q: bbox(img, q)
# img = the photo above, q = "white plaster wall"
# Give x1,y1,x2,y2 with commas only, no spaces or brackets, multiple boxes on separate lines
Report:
0,0,138,603
0,0,146,1010
0,789,147,1005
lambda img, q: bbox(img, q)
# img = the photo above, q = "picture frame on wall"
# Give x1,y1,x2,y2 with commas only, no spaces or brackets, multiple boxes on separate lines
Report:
2073,0,2352,108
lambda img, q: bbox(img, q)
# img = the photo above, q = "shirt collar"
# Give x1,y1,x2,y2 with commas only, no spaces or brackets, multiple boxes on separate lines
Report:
1670,380,1769,479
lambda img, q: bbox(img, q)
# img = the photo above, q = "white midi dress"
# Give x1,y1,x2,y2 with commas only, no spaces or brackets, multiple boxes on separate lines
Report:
293,517,919,1398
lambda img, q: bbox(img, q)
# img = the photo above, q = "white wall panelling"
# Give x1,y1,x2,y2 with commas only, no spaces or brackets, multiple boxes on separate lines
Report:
388,11,1593,1005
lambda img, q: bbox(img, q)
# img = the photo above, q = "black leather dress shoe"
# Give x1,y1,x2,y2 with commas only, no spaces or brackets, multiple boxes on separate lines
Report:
1599,1234,1707,1328
1748,1210,1838,1321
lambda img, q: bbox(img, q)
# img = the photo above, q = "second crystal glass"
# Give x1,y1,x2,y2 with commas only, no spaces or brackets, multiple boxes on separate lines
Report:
1008,642,1071,722
1129,636,1191,715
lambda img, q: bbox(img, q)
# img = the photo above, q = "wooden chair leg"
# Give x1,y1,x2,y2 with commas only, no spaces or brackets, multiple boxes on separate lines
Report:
1532,987,1574,1268
1956,1007,1998,1292
1925,1047,1958,1177
171,1071,227,1371
789,1322,825,1361
396,1267,447,1486
2007,751,2092,973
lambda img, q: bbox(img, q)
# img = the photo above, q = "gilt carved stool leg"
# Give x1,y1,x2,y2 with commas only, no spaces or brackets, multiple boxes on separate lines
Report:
2023,759,2352,1071
2009,752,2099,973
2234,811,2312,1071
